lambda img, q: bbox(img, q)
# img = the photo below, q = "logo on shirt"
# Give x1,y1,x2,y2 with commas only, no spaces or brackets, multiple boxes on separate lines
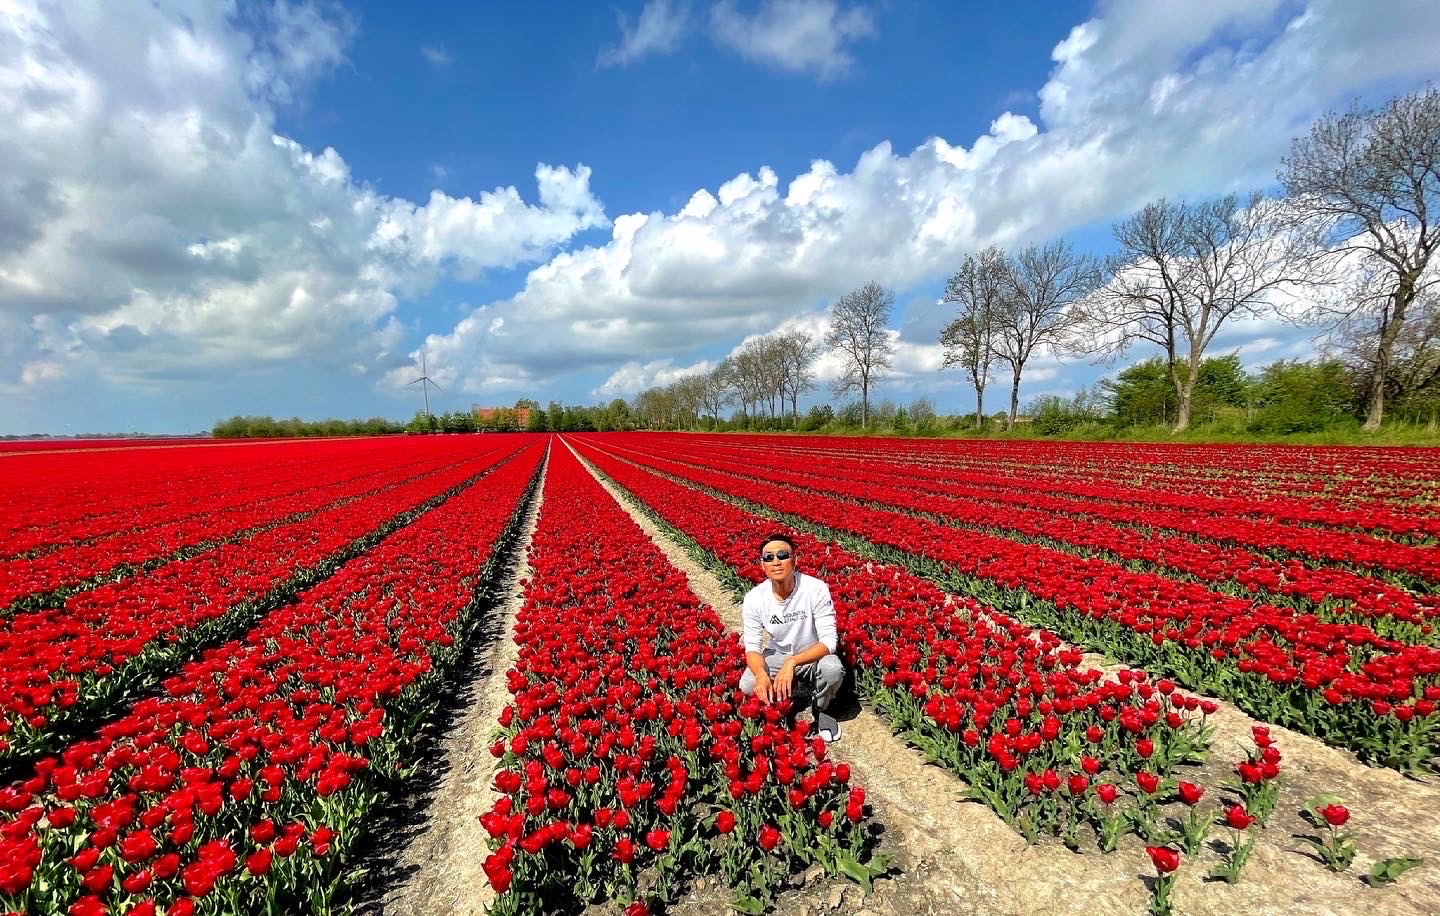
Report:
770,615,783,626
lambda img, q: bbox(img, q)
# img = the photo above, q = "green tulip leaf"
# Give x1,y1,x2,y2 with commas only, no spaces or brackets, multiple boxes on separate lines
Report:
1363,857,1424,887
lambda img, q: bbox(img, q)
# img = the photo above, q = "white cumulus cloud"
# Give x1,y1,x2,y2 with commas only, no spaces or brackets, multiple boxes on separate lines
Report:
0,0,605,394
709,0,875,80
597,0,691,68
594,358,717,396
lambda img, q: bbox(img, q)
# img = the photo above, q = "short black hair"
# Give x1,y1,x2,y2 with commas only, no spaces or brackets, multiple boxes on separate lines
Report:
759,532,796,554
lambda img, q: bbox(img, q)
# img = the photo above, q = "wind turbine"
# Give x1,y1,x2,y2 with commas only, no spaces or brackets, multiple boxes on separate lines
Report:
408,350,443,418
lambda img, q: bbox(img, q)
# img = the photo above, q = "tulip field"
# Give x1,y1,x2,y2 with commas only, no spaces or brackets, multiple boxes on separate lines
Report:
2,432,1438,915
0,436,547,914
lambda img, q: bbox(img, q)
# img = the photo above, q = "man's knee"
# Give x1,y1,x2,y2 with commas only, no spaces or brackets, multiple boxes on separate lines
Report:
817,653,846,682
738,667,756,696
815,655,844,701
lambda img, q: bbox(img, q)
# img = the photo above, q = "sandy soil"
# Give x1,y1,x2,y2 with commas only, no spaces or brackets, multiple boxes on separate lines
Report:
366,450,547,916
567,438,1440,916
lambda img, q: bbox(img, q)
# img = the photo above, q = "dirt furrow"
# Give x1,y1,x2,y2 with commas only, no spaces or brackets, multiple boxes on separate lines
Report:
368,449,547,916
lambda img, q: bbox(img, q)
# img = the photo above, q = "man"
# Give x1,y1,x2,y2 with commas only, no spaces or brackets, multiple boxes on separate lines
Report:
739,533,845,742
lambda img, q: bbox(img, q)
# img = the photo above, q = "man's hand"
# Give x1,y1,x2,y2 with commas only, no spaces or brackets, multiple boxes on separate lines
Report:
752,670,772,704
772,659,796,704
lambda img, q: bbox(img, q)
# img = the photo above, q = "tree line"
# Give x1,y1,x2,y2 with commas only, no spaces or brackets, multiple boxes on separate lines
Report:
212,415,405,438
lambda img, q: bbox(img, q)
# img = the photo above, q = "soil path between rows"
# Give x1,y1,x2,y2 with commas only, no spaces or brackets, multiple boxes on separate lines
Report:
568,438,1440,916
370,449,547,916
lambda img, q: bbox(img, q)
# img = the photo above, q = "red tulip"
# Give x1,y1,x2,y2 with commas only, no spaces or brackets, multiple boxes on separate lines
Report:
246,848,273,876
121,869,152,895
758,824,781,851
80,864,113,893
1146,846,1180,874
1225,805,1255,830
613,836,636,864
569,824,593,849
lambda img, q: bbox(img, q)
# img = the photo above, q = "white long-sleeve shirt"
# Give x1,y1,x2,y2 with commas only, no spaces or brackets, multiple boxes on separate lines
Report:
742,571,837,659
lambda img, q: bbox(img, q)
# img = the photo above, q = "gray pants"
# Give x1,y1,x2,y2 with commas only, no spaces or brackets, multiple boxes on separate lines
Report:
740,649,844,710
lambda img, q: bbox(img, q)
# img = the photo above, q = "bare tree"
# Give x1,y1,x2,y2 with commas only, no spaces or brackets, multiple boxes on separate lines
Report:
908,396,938,430
632,386,672,429
775,329,821,425
824,281,896,429
732,337,781,420
1280,86,1440,431
1333,291,1440,427
994,241,1101,429
940,245,1007,429
698,363,736,428
1071,194,1307,431
1071,201,1186,384
757,335,789,418
672,375,706,428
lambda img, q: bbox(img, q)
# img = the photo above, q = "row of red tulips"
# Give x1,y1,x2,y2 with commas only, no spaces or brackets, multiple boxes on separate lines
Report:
0,438,455,555
569,439,1291,868
612,437,1438,635
692,434,1440,536
813,435,1440,507
578,437,1440,772
0,444,496,611
0,441,544,915
635,435,1440,581
0,441,532,767
481,444,879,915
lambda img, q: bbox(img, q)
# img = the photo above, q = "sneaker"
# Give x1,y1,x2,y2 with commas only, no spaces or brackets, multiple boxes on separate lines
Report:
814,711,842,744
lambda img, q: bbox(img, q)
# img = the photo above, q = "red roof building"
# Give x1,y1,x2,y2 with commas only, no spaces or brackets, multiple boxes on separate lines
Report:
472,406,531,429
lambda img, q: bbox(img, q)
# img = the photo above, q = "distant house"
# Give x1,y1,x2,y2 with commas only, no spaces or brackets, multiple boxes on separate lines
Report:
472,406,531,430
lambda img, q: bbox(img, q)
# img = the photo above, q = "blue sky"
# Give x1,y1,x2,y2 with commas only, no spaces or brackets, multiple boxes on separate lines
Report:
3,0,1440,433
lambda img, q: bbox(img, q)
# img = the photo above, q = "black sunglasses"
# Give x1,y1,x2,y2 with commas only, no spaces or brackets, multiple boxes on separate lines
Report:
761,550,793,563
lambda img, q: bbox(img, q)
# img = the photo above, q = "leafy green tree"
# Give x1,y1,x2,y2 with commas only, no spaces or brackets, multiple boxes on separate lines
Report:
1102,354,1248,427
1102,358,1174,426
442,410,476,433
406,410,438,433
1025,395,1082,435
799,404,834,431
1189,353,1249,425
1248,360,1355,433
603,398,633,431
